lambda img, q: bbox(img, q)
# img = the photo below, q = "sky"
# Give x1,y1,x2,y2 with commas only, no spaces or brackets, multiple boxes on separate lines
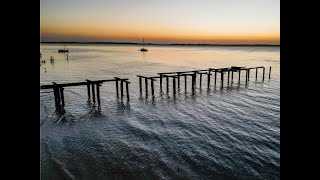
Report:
40,0,280,44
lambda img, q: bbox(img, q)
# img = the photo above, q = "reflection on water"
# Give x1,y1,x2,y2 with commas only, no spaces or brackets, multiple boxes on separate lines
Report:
40,44,280,179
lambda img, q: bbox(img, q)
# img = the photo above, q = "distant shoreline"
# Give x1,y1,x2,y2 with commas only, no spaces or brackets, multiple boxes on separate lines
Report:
41,42,279,47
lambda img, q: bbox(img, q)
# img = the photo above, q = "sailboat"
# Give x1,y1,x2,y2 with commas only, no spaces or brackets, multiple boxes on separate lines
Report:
139,38,148,52
58,43,69,53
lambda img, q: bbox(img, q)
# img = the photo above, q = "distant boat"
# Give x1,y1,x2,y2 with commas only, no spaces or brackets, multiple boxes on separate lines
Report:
58,43,69,53
139,38,148,52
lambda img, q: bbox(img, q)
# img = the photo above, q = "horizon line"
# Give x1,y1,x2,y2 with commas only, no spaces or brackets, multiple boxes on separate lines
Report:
40,41,280,46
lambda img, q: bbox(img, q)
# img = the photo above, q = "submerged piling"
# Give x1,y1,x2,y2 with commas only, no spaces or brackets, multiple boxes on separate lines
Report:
60,87,65,107
115,79,119,98
145,78,148,96
166,76,169,92
151,79,155,96
214,70,217,85
263,67,265,81
269,66,271,79
96,83,101,106
185,75,187,90
92,83,96,103
86,81,91,100
139,77,142,93
231,71,234,83
207,71,211,87
126,81,130,100
173,77,176,95
221,72,224,87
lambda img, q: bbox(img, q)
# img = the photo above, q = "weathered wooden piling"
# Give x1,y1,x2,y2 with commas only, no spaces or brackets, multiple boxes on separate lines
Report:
126,81,130,100
227,71,230,84
245,69,248,84
166,76,169,92
238,70,241,83
145,78,148,95
60,87,65,107
207,70,211,87
96,83,101,106
192,74,195,92
160,74,163,89
231,71,234,83
53,87,59,107
214,70,217,85
185,75,187,90
86,81,91,100
248,69,250,81
256,68,258,80
269,66,271,79
221,72,224,87
151,78,155,96
177,73,180,89
92,83,96,103
200,73,202,86
193,72,197,87
263,67,265,81
173,77,176,95
115,79,119,98
139,77,142,93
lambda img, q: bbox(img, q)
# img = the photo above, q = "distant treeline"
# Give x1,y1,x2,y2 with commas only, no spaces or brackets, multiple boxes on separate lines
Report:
41,42,279,46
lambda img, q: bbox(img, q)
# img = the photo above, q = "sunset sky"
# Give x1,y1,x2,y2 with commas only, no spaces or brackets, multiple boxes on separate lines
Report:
40,0,280,44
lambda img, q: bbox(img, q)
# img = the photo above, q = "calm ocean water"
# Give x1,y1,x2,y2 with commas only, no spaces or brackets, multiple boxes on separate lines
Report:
40,44,280,179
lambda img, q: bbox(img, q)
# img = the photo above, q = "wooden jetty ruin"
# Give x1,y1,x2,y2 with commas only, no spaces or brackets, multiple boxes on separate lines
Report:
40,77,130,112
137,66,271,96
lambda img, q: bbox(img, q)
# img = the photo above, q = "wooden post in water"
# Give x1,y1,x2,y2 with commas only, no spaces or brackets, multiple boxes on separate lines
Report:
231,71,234,83
145,78,148,96
173,77,176,95
96,83,101,107
221,72,224,87
60,87,65,107
207,70,211,87
238,70,241,83
256,68,258,81
200,73,202,87
192,74,195,92
245,69,248,85
151,78,155,96
166,76,169,92
86,80,91,100
269,66,271,79
115,79,119,98
160,74,163,89
214,70,217,85
227,71,230,84
177,73,180,89
263,67,265,81
120,79,123,99
248,69,250,81
185,75,187,90
91,83,96,104
126,81,130,100
193,72,197,88
139,77,142,93
53,87,59,107
52,83,61,107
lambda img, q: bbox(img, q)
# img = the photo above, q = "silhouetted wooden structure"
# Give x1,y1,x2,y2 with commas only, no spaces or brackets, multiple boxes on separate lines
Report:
137,66,271,97
40,77,130,112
